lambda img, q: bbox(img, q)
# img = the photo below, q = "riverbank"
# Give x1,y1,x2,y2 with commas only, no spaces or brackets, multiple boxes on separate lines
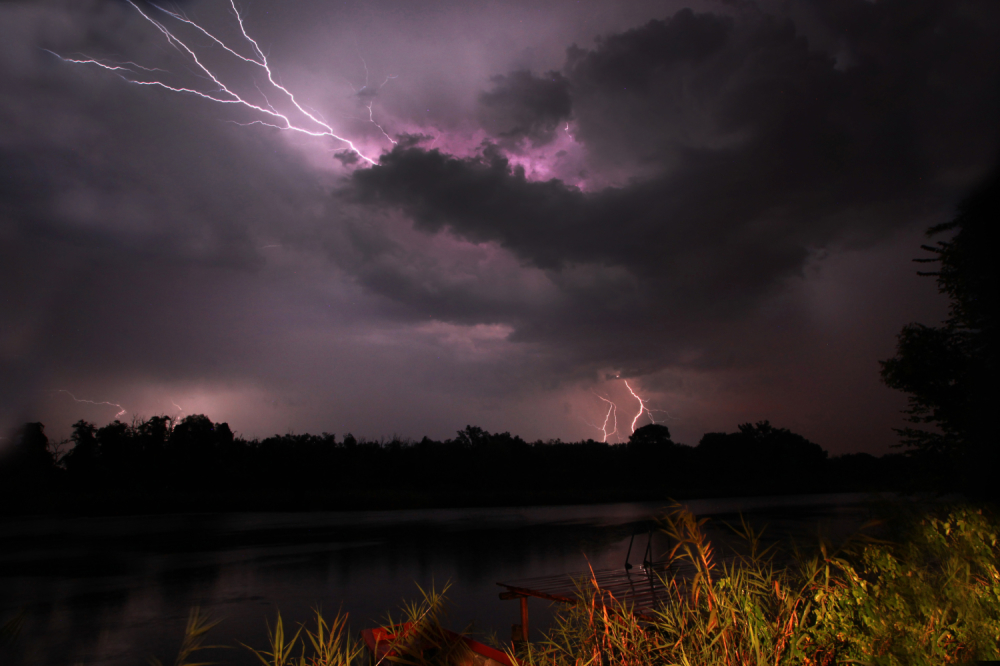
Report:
6,498,994,666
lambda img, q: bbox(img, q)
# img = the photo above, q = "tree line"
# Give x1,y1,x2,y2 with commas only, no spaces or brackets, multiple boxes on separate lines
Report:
0,416,916,514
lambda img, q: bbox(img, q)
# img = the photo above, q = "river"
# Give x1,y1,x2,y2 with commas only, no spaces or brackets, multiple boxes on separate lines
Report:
0,493,884,666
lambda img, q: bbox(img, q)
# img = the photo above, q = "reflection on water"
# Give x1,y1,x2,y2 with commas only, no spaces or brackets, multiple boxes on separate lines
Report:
0,493,883,666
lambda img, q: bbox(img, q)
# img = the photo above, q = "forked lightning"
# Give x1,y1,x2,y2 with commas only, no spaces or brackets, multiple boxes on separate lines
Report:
52,1,381,165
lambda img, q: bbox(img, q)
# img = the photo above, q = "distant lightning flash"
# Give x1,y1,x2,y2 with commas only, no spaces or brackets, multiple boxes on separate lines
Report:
588,379,662,441
355,55,398,145
367,99,397,146
54,390,127,419
52,0,378,165
624,380,655,433
593,394,618,443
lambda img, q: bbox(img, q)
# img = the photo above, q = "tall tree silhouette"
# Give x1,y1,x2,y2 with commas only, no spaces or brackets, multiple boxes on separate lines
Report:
62,420,99,478
0,422,60,492
880,164,998,494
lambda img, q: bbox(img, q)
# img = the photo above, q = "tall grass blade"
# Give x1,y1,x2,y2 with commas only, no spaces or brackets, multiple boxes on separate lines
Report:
149,607,224,666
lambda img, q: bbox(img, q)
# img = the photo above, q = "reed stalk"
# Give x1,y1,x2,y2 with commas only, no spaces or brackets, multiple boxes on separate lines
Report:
530,505,1000,666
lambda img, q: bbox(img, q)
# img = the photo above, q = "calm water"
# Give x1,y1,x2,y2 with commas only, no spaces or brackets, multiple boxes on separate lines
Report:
0,493,884,666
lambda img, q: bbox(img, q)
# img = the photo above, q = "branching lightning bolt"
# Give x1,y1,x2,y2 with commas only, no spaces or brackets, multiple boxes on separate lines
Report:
624,379,655,433
594,394,618,443
367,99,397,146
588,379,665,441
354,53,398,146
369,73,399,145
50,0,378,165
54,390,127,419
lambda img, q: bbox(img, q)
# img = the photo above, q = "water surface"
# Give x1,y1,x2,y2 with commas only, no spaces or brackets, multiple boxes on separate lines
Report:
0,493,882,666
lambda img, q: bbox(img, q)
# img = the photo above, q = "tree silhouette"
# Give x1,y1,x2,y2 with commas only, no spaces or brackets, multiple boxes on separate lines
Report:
62,419,99,477
696,421,826,494
880,163,998,493
0,422,60,492
455,425,489,448
4,410,915,512
95,420,131,482
163,414,235,487
627,423,673,451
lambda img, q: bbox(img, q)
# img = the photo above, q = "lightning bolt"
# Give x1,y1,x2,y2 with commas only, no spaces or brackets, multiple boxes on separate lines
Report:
624,379,654,434
354,54,398,146
590,394,619,443
367,99,397,146
588,379,666,442
369,73,399,145
53,390,127,419
50,0,378,165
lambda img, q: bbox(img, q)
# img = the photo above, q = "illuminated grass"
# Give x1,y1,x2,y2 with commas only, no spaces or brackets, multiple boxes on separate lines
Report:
530,505,1000,666
241,606,361,666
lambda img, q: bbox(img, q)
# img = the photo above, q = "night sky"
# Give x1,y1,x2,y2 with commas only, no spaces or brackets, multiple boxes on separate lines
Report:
2,0,998,454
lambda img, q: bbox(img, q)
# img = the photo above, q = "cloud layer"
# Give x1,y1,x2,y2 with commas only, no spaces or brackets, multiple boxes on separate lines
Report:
346,1,1000,371
1,0,998,451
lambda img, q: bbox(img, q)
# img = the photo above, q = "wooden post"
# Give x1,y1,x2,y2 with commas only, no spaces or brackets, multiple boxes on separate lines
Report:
500,589,535,645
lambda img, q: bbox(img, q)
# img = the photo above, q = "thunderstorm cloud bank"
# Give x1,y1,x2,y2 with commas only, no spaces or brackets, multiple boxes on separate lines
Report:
2,0,998,451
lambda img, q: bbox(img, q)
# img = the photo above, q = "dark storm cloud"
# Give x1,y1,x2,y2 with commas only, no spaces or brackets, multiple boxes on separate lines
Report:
345,0,1000,371
335,149,362,166
478,70,572,147
0,1,353,420
566,3,1000,179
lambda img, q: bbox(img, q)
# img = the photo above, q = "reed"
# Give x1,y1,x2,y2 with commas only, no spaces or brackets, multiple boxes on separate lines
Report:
150,607,224,666
530,505,1000,666
235,583,462,666
370,582,484,666
242,607,362,666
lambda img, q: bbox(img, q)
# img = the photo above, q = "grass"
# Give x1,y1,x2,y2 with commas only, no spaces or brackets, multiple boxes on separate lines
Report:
242,606,361,666
149,503,1000,666
149,608,224,666
530,504,1000,666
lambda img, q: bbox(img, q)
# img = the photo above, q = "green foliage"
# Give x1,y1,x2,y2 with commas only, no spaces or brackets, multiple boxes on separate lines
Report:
529,506,1000,666
792,507,1000,665
780,506,990,663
